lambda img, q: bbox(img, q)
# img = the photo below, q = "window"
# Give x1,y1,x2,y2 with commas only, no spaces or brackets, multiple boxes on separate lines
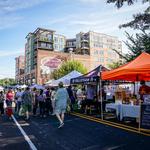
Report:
94,50,98,55
54,37,58,43
99,50,104,55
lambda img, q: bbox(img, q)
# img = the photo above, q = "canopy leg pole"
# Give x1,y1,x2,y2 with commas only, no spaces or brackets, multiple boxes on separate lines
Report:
136,74,141,132
99,78,103,120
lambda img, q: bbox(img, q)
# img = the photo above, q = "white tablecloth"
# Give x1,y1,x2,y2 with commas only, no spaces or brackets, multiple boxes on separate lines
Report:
120,104,140,121
105,103,121,117
105,103,140,121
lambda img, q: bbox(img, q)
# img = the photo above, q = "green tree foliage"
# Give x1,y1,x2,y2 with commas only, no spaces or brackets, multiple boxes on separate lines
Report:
0,78,16,86
107,0,150,63
112,31,150,62
51,60,87,80
107,60,124,70
124,31,150,61
107,0,150,31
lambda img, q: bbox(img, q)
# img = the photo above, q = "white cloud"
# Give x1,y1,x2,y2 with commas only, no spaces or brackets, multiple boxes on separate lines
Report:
0,15,23,30
0,0,48,30
0,0,48,12
0,50,24,57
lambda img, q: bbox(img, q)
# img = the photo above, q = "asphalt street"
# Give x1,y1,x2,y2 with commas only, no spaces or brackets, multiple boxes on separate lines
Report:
0,114,149,150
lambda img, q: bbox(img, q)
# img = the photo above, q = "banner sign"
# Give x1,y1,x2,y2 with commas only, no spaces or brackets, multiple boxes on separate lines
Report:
140,103,150,130
71,76,99,84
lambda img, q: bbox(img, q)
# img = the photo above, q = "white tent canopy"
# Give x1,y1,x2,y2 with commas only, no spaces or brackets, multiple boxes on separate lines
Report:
30,84,44,90
14,84,28,89
48,70,82,86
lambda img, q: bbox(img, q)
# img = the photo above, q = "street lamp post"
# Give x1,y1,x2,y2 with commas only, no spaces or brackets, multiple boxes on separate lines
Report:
69,48,74,61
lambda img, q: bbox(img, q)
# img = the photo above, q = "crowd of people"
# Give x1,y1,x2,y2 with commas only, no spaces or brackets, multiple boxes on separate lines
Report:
1,81,149,128
0,82,99,128
0,82,75,128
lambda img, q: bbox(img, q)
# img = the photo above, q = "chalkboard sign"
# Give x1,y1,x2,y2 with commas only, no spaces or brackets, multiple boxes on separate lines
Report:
140,104,150,130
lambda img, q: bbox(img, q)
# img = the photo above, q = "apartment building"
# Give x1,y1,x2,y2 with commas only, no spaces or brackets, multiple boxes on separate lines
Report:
15,56,25,84
18,28,122,85
75,31,122,69
24,28,68,84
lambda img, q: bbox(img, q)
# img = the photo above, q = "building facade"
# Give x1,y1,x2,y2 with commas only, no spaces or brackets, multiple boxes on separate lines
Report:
17,28,122,85
75,31,122,69
15,56,25,84
65,38,76,53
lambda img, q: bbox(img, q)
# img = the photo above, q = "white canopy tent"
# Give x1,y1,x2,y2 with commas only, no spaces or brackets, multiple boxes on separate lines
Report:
30,84,44,90
14,84,28,89
48,70,82,86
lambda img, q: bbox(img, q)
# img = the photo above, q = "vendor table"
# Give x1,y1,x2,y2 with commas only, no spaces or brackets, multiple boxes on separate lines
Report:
105,103,140,121
120,104,140,121
105,103,121,118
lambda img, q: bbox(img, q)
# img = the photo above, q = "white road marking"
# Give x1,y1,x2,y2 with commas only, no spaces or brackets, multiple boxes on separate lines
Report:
11,115,37,150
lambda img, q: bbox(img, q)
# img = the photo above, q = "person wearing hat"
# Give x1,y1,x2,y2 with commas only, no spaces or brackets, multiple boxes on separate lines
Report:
55,82,69,128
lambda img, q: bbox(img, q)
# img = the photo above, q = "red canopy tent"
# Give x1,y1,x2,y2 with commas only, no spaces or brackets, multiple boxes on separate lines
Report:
102,52,150,81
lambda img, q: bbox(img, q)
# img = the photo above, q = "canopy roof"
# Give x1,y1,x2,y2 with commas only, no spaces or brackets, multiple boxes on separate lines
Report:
102,52,150,81
71,65,108,84
30,84,44,90
49,70,82,86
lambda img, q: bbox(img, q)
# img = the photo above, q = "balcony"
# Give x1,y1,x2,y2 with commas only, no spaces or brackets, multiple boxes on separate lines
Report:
37,45,53,50
81,45,89,50
34,36,53,43
66,44,76,48
81,38,89,42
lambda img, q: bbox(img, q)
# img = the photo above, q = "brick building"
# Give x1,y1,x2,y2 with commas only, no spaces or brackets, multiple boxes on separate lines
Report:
15,56,25,84
15,28,122,85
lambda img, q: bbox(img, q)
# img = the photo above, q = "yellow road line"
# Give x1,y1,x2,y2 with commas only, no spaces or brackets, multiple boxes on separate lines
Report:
73,112,138,130
72,112,150,137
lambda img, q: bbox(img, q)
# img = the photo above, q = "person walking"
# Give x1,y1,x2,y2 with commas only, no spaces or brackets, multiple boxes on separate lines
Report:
6,89,14,107
45,88,52,116
21,87,32,120
37,89,46,118
15,88,23,114
51,87,56,115
55,82,69,128
67,85,76,112
32,88,38,116
0,91,5,115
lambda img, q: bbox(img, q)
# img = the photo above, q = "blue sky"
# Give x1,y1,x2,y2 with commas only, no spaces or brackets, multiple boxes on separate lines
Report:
0,0,147,78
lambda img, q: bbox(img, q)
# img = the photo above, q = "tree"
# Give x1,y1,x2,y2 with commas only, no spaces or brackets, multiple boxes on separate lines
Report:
51,60,87,80
107,0,150,31
107,0,150,63
112,31,150,62
0,78,16,86
107,60,124,70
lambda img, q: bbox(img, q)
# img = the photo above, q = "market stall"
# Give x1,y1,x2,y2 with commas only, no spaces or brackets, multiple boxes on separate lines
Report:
102,52,150,131
49,70,82,86
71,65,108,114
